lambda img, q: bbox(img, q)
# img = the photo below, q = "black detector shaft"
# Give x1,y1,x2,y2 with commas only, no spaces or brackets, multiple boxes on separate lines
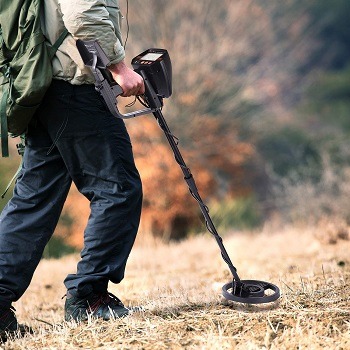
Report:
76,40,280,305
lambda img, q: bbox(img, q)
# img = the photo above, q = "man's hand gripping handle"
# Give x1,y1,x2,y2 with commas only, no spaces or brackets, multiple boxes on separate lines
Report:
76,39,154,120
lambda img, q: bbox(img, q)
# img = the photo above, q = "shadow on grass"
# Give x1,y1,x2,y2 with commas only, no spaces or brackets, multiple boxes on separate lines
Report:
149,298,281,319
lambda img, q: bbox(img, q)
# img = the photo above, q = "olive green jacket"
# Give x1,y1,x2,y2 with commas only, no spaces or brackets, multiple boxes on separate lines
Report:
42,0,125,84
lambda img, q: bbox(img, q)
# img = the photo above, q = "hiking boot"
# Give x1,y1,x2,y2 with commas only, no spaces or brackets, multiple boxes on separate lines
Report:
0,306,32,342
64,292,130,322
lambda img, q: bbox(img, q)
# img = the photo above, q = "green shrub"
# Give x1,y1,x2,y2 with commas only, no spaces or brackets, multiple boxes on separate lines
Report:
209,195,262,231
42,236,77,259
257,127,321,180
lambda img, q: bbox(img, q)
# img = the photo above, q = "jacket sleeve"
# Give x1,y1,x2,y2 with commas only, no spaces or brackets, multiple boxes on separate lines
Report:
57,0,125,64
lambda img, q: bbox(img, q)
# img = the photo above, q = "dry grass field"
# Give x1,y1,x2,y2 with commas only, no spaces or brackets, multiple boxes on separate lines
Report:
2,224,350,349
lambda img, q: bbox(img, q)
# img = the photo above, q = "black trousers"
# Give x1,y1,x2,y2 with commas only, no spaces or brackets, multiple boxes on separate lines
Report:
0,80,142,307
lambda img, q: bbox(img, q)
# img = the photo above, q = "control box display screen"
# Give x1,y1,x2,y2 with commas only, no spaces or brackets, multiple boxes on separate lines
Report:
140,52,163,61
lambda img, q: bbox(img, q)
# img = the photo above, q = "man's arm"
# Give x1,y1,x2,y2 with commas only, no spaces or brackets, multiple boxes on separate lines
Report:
58,0,125,63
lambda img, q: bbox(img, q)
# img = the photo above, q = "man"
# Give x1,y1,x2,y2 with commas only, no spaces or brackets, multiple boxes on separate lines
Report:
0,0,144,334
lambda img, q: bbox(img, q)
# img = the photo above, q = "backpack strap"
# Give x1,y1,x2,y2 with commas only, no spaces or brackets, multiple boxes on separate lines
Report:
49,28,69,59
0,27,8,158
0,87,9,157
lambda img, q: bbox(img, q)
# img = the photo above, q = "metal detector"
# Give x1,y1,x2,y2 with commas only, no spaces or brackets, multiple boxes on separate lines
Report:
76,40,280,305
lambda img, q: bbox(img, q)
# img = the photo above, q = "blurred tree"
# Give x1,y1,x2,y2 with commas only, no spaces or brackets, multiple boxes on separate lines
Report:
2,0,344,244
120,0,321,237
128,116,254,240
57,0,328,243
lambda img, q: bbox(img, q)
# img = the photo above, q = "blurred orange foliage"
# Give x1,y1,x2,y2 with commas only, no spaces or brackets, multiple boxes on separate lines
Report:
128,117,216,240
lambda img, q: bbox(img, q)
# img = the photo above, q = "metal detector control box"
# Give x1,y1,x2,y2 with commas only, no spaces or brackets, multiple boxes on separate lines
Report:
132,49,172,98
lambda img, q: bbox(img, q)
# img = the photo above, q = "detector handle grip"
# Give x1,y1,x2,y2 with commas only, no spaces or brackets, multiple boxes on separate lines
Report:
76,39,160,119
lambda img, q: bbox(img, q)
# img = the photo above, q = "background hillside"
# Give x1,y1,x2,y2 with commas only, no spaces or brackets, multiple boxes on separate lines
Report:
1,0,350,251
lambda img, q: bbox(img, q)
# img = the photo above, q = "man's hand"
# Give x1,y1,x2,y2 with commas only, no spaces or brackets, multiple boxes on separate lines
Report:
109,60,145,97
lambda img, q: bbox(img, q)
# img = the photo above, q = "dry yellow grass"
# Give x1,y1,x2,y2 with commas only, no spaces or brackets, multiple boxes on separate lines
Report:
2,225,350,349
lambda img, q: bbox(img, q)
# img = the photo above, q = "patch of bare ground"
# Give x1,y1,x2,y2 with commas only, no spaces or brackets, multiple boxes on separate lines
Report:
2,225,350,349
